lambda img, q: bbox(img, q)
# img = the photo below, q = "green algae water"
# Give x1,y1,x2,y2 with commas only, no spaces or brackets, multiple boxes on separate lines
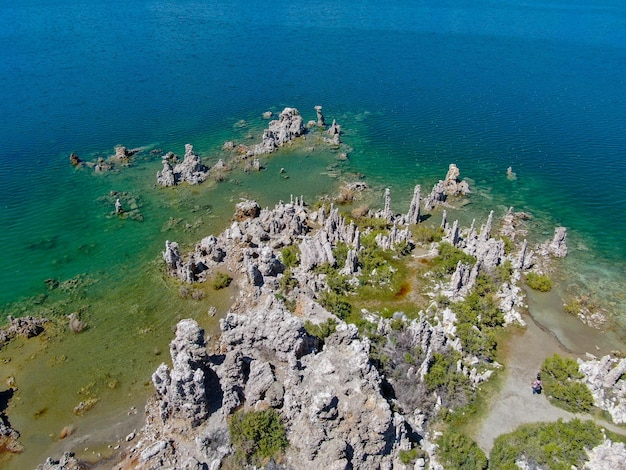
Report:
2,0,626,467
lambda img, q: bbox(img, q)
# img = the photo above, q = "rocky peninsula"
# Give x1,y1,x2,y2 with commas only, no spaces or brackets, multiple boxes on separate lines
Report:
11,106,624,469
81,161,621,468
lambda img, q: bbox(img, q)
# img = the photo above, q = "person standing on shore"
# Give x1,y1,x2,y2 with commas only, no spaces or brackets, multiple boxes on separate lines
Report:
532,374,542,394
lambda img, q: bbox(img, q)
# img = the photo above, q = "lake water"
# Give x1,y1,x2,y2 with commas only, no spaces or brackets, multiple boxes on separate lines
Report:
1,0,625,467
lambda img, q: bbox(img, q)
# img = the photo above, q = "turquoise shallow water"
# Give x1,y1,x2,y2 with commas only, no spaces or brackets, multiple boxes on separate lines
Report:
1,0,626,467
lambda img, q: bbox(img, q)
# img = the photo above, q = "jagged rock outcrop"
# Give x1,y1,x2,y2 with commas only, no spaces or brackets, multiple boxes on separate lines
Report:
375,223,411,251
1,389,22,455
325,119,341,145
152,319,210,426
446,261,480,299
121,297,407,469
0,315,47,347
314,105,325,127
233,199,261,221
36,452,84,470
163,199,309,287
538,226,568,258
383,188,392,222
424,164,470,211
442,163,470,197
406,184,421,225
157,144,209,187
438,210,534,324
283,323,407,469
585,439,626,469
299,231,335,271
252,107,305,155
339,248,359,276
578,355,626,424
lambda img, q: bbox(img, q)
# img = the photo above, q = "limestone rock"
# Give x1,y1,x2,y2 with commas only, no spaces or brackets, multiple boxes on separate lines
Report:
299,231,335,271
406,184,421,224
539,227,568,258
282,323,407,469
36,452,84,470
424,164,470,210
233,199,261,221
252,107,305,155
152,319,210,426
585,439,626,470
156,159,176,187
219,300,308,366
0,315,47,346
314,105,326,127
157,144,209,186
578,355,626,424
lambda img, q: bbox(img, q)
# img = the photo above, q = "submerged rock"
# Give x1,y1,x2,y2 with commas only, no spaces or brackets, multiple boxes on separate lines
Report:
539,226,568,258
0,315,47,347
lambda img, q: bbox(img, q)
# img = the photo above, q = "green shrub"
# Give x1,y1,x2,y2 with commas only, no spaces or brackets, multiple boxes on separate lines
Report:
493,260,514,284
394,240,414,257
399,447,423,465
437,430,488,470
541,354,594,413
525,272,552,292
451,289,503,361
490,419,603,469
500,235,515,254
279,268,299,292
281,245,300,268
563,298,580,316
319,291,353,320
304,318,337,343
213,272,232,290
229,408,288,466
433,243,477,276
425,351,472,408
412,225,444,244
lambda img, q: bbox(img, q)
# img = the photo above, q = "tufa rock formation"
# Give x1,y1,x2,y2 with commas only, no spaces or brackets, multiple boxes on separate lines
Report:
424,164,470,211
578,355,626,424
252,107,305,156
157,144,209,187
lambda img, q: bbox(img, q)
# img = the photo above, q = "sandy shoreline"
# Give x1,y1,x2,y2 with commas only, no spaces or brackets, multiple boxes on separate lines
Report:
475,290,626,454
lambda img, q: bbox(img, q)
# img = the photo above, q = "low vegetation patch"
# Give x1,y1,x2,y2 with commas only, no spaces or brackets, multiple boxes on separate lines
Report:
303,318,337,348
411,224,444,244
229,408,288,466
425,350,473,409
489,419,603,469
437,430,488,470
399,447,425,465
432,242,477,278
450,274,504,361
212,272,232,290
280,245,300,268
525,272,552,292
540,354,594,413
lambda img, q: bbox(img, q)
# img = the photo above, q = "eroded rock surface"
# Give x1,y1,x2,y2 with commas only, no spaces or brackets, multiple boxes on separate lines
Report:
0,315,47,347
424,164,470,211
252,107,305,156
578,355,626,424
157,144,209,187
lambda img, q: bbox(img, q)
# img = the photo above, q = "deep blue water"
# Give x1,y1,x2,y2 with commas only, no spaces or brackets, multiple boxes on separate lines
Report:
1,0,626,306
